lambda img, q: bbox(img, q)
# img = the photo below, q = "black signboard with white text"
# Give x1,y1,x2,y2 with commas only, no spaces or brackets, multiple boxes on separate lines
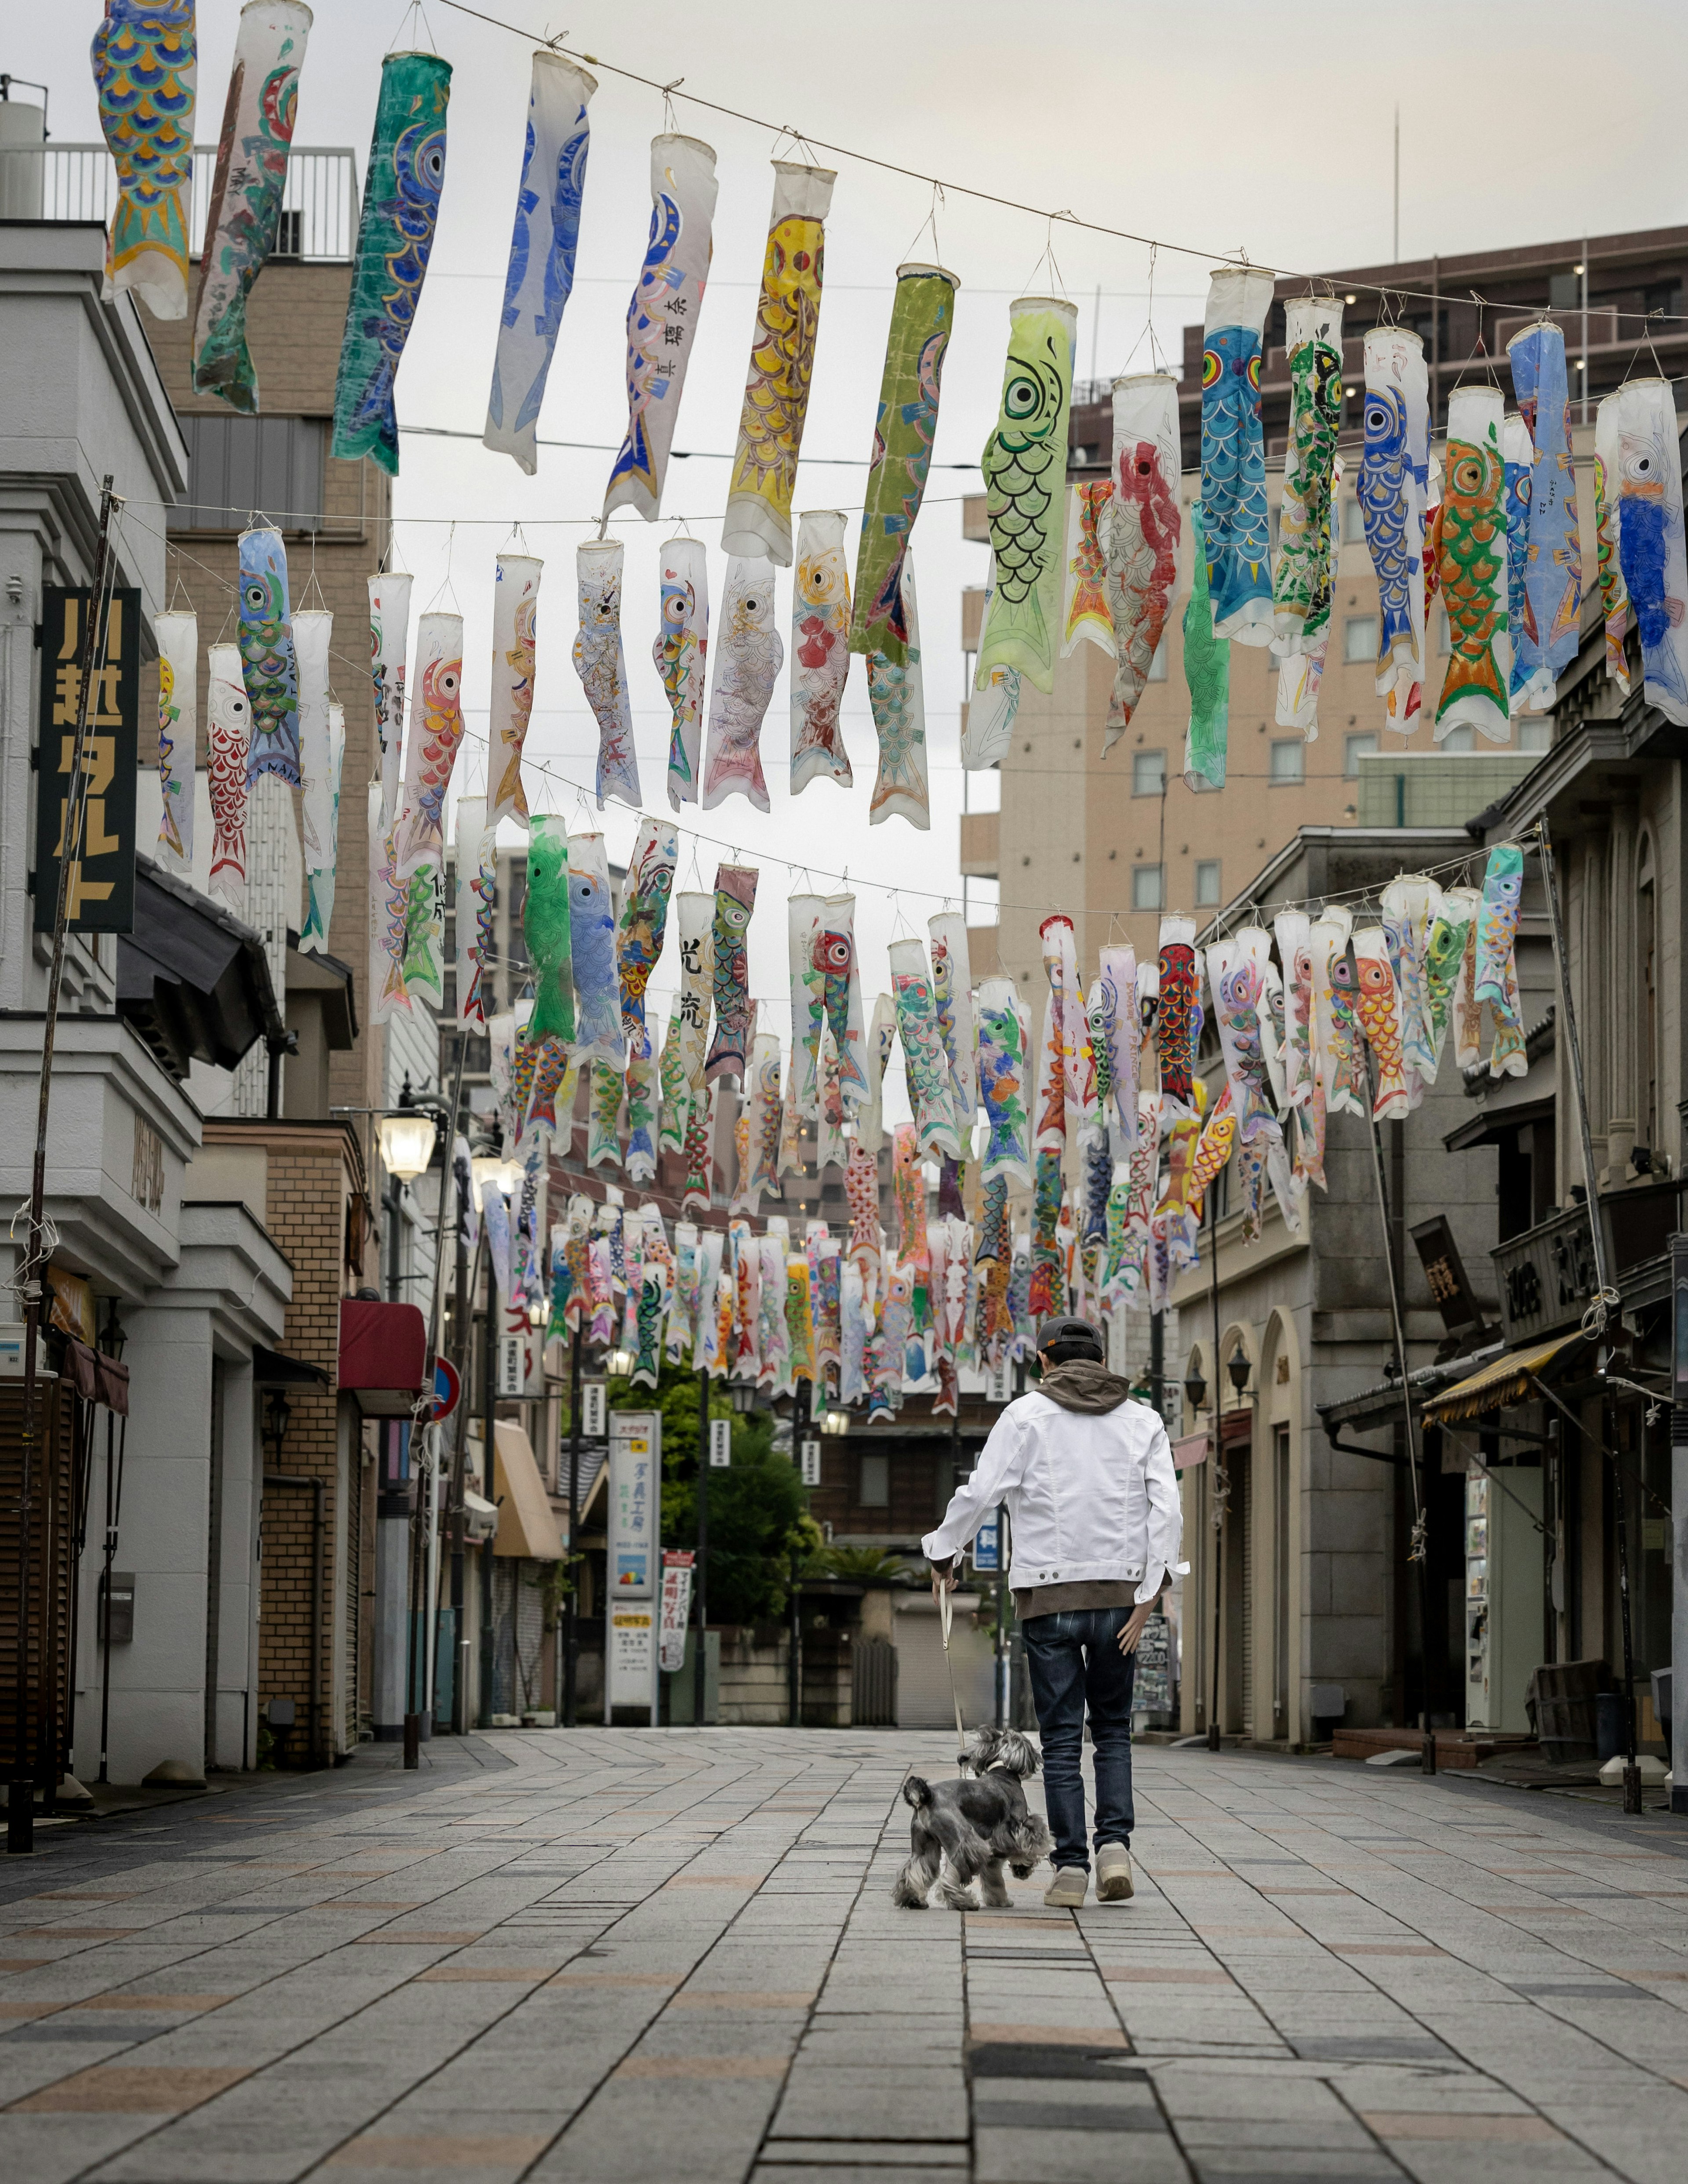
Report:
33,586,141,933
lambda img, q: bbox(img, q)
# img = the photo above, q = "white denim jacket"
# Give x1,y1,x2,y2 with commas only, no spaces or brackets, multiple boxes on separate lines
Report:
921,1391,1186,1603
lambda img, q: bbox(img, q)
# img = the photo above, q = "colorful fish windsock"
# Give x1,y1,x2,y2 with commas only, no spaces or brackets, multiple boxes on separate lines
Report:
705,864,757,1084
702,556,782,811
1359,327,1430,723
192,0,309,409
1272,297,1344,656
488,553,540,829
975,294,1078,693
1381,874,1440,1102
524,815,573,1044
890,938,962,1161
1208,930,1281,1145
1474,842,1528,1079
858,992,898,1156
676,889,713,1101
368,571,411,827
852,261,957,662
368,785,404,1025
868,555,929,828
484,53,593,474
788,893,826,1116
604,132,718,520
1095,944,1141,1155
391,611,465,1007
723,160,836,566
207,641,249,905
333,49,450,473
960,653,1022,771
1435,386,1513,744
1597,378,1688,727
615,814,677,1058
1423,885,1480,1074
567,830,624,1068
1276,453,1344,734
749,1032,783,1199
1061,481,1115,657
654,538,709,810
976,977,1033,1188
572,539,642,811
1506,320,1581,708
237,525,299,787
1199,265,1275,645
1352,924,1410,1121
155,609,196,870
1502,412,1535,715
1157,916,1201,1117
1593,445,1633,696
790,509,852,792
816,892,867,1114
1103,371,1182,750
928,912,978,1142
1183,506,1229,790
453,793,494,1027
94,0,196,319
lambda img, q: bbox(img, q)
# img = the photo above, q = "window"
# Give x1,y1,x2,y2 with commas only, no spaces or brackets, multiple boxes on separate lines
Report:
1518,719,1551,752
1342,495,1367,544
1343,614,1380,664
1344,731,1379,776
857,1453,889,1508
1269,739,1305,784
1440,725,1474,752
1195,859,1222,906
1147,636,1169,681
168,412,326,533
1132,749,1166,796
1132,863,1164,912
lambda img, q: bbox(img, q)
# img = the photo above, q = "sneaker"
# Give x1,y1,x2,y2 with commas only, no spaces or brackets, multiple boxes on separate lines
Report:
1043,1865,1087,1908
1095,1844,1135,1901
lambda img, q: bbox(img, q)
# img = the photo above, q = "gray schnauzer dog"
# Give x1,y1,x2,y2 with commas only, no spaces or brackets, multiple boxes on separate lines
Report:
891,1727,1053,1910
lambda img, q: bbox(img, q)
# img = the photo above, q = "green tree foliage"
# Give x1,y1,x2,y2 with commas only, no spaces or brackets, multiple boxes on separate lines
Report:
607,1361,817,1628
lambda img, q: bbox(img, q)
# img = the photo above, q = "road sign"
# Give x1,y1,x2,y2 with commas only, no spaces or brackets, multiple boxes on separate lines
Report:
709,1418,731,1468
799,1437,821,1487
583,1380,608,1438
431,1356,461,1423
973,1510,1001,1572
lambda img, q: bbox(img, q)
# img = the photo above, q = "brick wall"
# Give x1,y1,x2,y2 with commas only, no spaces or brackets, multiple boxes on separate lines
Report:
206,1116,371,1756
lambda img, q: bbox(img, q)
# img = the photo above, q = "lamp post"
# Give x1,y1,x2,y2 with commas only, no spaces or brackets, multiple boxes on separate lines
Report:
695,1364,711,1728
563,1323,584,1728
376,1088,440,1768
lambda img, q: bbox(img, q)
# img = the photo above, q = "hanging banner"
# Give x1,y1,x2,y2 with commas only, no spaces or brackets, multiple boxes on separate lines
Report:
1597,378,1688,727
1435,386,1513,744
484,52,593,473
293,608,337,951
488,552,540,829
928,912,977,1141
1358,327,1430,722
702,556,782,811
392,611,465,1007
868,555,929,827
722,160,837,567
658,1550,694,1674
572,538,642,811
207,642,250,906
94,0,197,320
237,525,300,787
851,261,957,662
1102,370,1181,752
790,509,853,794
889,937,961,1161
604,133,719,521
1509,321,1582,708
676,889,713,1101
33,586,141,933
1199,264,1276,645
1271,297,1343,655
976,977,1033,1188
616,813,677,1056
191,0,312,411
368,571,411,827
332,48,450,474
154,608,196,870
654,538,709,810
705,864,757,1083
975,294,1078,694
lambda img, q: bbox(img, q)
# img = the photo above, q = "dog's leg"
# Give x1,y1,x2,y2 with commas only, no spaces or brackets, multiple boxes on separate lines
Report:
936,1850,979,1911
979,1856,1011,1908
891,1828,941,1909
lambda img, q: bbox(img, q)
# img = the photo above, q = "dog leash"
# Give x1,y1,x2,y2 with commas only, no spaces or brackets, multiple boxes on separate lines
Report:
938,1580,968,1775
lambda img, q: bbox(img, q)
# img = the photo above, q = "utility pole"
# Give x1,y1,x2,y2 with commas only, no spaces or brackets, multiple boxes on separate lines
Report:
789,1377,810,1727
694,1365,710,1727
11,479,117,1855
1206,1186,1225,1753
478,1233,499,1731
563,1323,583,1726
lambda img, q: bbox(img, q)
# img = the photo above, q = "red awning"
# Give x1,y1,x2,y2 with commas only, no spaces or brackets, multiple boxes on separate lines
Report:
338,1299,428,1417
64,1338,130,1416
1172,1431,1208,1469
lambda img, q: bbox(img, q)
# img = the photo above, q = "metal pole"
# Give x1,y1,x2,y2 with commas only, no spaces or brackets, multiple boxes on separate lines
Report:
448,1228,481,1737
994,1501,1009,1730
11,480,118,1855
1613,1388,1644,1814
789,1378,810,1727
1150,1307,1165,1422
1206,1185,1224,1751
1392,103,1400,261
693,1364,709,1727
1580,237,1590,427
1536,820,1612,1303
478,1239,499,1731
563,1325,583,1726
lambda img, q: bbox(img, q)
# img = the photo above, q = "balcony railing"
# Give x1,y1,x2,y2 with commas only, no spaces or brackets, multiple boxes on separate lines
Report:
3,144,359,263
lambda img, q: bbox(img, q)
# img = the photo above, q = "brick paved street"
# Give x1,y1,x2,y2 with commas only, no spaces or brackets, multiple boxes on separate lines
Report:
2,1734,1688,2182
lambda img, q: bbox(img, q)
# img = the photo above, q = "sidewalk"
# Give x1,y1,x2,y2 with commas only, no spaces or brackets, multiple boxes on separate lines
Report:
0,1732,1686,2181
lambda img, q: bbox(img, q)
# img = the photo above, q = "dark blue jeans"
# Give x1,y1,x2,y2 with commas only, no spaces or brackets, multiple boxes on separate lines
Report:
1023,1606,1138,1871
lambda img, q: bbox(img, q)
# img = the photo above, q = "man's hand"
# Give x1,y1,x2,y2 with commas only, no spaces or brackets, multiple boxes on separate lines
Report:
929,1558,958,1600
1117,1599,1156,1655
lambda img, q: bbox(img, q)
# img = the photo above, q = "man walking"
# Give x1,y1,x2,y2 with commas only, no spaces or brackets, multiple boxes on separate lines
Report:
923,1317,1184,1908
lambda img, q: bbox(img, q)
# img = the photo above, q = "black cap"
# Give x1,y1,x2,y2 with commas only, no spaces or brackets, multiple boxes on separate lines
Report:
1036,1316,1105,1358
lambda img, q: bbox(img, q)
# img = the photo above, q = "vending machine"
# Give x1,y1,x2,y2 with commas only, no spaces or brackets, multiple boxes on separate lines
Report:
1464,1464,1543,1733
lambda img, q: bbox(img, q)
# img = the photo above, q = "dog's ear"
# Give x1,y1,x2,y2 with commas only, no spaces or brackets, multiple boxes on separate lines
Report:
962,1726,999,1770
1001,1730,1040,1778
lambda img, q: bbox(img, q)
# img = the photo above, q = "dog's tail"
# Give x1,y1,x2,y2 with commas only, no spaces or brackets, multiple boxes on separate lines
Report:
901,1773,933,1810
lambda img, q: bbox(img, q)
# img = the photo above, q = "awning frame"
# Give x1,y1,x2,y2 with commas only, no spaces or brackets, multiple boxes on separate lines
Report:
1421,1334,1586,1424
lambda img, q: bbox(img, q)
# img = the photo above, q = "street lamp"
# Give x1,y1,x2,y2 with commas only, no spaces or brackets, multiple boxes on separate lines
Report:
1182,1366,1208,1416
470,1154,522,1205
606,1346,636,1379
377,1108,437,1183
820,1406,851,1437
1227,1344,1253,1398
262,1388,292,1462
728,1376,758,1415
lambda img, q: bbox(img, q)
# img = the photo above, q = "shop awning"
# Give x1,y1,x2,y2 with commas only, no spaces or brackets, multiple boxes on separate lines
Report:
1172,1431,1208,1469
1422,1334,1582,1424
253,1345,330,1389
63,1339,130,1415
338,1299,427,1416
492,1421,562,1560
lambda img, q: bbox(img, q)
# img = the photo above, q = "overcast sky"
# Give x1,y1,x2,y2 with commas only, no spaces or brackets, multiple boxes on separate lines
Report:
20,0,1688,1090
